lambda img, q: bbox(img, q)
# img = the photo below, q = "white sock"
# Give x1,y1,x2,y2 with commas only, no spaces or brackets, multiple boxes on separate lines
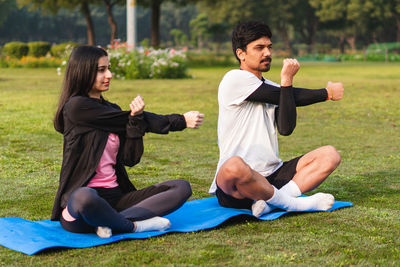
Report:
96,226,112,238
266,187,334,211
134,217,171,233
251,200,274,217
279,180,302,197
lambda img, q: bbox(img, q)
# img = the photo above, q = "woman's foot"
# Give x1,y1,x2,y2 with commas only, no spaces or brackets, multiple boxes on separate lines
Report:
134,217,171,232
96,226,112,238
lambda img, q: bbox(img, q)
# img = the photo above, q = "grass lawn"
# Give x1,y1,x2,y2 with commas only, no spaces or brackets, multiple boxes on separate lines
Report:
0,62,399,266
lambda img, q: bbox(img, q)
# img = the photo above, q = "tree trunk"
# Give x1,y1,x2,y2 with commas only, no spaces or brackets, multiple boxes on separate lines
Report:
396,17,400,42
81,2,96,46
150,0,161,47
307,18,319,53
346,36,356,51
104,0,117,46
339,36,346,54
277,23,293,56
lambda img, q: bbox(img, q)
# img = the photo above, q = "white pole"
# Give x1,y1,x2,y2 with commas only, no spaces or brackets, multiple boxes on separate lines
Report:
127,0,137,50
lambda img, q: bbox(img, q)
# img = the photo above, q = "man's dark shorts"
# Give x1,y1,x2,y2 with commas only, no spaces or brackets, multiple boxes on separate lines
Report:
215,156,302,210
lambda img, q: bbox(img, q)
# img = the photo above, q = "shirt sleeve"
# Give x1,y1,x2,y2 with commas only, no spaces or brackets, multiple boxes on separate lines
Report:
246,83,328,106
219,70,263,107
274,86,297,136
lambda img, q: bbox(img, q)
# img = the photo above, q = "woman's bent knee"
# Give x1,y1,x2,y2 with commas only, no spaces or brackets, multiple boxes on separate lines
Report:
68,187,99,211
174,179,192,200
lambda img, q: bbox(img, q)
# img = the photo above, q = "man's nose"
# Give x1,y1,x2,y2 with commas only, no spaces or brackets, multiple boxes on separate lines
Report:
263,48,271,57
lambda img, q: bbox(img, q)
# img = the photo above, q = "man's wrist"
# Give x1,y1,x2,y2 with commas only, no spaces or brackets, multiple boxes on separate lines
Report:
326,87,333,100
281,77,293,87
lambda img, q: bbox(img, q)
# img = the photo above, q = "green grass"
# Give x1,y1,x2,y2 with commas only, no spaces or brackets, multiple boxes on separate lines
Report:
0,62,399,266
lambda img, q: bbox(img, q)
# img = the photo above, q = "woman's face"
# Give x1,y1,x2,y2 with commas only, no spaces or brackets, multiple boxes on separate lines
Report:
89,56,112,98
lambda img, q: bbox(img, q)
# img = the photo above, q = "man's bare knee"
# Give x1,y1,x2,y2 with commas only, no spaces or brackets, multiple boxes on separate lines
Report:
321,145,341,170
221,156,252,179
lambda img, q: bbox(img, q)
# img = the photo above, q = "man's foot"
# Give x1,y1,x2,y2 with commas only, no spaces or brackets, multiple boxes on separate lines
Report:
267,187,335,212
307,192,335,211
251,200,273,217
96,226,112,238
134,217,171,233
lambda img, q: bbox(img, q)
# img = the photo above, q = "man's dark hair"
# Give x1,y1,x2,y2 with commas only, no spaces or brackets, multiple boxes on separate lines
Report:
232,21,272,63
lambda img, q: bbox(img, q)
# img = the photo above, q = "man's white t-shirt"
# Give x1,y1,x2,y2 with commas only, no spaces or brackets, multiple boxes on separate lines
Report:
209,69,283,194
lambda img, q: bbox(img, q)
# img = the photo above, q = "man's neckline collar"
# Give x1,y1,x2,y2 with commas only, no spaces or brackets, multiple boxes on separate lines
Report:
239,68,265,81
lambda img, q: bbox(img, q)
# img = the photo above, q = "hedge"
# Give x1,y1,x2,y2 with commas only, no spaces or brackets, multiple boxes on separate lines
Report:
28,41,51,57
50,42,79,58
3,42,29,59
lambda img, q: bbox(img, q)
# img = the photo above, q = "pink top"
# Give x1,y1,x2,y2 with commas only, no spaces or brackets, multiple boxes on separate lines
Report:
87,133,119,188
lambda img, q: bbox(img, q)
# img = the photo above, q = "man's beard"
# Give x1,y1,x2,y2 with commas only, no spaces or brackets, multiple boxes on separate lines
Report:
258,65,271,72
258,57,272,72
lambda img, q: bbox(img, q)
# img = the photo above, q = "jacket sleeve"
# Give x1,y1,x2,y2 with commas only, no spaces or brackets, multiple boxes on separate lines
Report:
143,111,187,134
65,96,131,134
246,83,328,106
121,114,146,167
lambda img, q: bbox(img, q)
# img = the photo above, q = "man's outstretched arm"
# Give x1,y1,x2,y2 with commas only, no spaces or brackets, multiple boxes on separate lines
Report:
246,81,344,106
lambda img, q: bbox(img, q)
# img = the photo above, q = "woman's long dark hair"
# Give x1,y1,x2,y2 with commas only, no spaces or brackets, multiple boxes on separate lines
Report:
54,46,108,133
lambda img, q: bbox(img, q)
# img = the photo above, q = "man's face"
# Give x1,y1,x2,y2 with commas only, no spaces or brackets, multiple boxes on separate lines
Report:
237,36,272,74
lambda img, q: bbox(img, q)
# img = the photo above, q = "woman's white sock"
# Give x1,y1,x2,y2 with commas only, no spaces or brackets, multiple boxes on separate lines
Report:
279,180,302,197
266,187,334,211
96,226,112,238
134,217,171,233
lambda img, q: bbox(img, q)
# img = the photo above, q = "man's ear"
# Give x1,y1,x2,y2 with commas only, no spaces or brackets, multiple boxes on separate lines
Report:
236,48,246,62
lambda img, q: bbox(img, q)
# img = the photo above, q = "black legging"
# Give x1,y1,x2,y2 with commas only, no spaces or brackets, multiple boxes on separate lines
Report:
60,179,192,233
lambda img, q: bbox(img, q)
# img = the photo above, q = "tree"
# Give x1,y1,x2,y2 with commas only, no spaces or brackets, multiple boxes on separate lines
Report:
310,0,350,53
170,28,188,46
286,0,320,53
198,0,317,55
17,0,98,45
136,0,197,47
383,0,400,42
189,13,209,49
80,1,96,45
138,0,164,47
311,0,398,51
103,0,125,45
0,0,17,28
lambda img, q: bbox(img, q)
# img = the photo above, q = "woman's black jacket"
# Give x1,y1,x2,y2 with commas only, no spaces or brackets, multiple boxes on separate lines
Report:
51,96,186,221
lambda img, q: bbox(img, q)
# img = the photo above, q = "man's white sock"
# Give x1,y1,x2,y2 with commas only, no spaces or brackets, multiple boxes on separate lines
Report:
266,186,334,211
279,180,302,197
251,200,274,217
134,217,171,233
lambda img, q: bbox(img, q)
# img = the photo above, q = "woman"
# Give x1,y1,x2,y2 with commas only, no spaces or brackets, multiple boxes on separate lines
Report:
51,46,204,238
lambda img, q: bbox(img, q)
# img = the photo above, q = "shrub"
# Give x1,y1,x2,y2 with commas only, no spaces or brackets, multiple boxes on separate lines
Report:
3,42,29,59
186,52,236,67
50,42,79,58
107,42,190,79
28,41,51,57
0,56,62,68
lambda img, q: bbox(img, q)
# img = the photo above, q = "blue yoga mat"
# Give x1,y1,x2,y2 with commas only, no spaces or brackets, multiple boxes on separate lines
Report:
0,196,352,255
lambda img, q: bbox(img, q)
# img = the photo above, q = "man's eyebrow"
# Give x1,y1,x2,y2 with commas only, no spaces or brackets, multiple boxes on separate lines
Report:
254,43,272,48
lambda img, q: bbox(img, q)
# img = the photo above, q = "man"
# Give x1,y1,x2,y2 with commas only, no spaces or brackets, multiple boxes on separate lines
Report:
209,21,344,217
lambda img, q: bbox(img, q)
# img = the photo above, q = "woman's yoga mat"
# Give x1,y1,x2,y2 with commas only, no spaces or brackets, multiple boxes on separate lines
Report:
0,196,352,255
